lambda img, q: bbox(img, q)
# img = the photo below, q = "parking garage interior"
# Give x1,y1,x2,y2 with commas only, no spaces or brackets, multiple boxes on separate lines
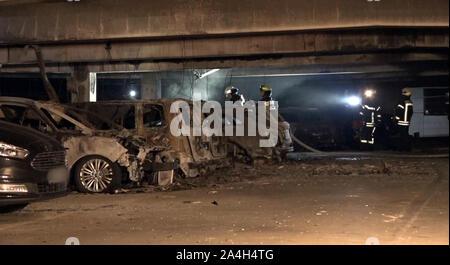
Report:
0,0,448,248
2,60,448,149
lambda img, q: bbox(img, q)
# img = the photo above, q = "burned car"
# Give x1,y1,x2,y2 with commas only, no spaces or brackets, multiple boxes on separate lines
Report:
0,96,291,195
0,97,175,193
73,99,293,171
72,99,230,180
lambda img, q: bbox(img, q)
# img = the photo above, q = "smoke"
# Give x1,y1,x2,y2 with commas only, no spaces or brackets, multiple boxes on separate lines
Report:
161,69,232,103
159,68,407,113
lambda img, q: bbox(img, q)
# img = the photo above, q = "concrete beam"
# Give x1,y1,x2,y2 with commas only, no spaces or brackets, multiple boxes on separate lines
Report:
0,51,447,74
0,28,448,68
0,0,448,44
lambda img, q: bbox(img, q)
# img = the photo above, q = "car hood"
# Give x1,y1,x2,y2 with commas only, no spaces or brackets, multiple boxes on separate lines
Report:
0,120,63,153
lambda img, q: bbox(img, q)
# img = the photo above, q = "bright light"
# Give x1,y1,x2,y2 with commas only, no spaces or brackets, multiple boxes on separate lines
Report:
345,96,361,106
199,69,220,79
129,90,137,97
364,89,374,98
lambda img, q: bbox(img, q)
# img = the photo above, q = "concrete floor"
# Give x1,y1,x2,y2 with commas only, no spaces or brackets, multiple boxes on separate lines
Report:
0,158,448,245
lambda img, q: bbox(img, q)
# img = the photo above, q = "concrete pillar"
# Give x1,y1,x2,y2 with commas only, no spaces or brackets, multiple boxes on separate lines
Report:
141,72,161,99
67,64,91,103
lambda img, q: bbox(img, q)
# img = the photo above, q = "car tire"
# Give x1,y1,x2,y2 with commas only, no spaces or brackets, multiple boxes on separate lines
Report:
73,155,121,193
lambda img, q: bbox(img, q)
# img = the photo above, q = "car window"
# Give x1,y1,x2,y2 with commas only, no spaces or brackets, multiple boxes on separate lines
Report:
0,104,52,133
143,104,164,127
424,88,449,115
0,105,25,123
40,108,82,131
123,107,136,129
73,104,135,130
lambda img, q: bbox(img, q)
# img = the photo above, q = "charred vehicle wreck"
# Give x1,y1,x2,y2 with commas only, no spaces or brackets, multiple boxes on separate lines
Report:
73,99,294,169
72,99,230,181
0,97,293,194
0,97,177,193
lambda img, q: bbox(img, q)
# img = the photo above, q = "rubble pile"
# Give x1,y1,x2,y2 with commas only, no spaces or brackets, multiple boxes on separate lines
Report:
121,158,440,193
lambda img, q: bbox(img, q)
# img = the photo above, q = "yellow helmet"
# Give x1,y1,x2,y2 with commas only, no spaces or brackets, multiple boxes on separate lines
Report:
402,88,412,97
260,85,272,92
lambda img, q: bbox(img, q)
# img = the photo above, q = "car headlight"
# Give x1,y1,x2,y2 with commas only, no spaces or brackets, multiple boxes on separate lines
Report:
0,142,29,159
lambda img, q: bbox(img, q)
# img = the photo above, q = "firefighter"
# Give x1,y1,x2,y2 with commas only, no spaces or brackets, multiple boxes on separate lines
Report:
224,86,245,105
259,84,293,152
359,89,382,147
394,88,414,150
260,84,276,109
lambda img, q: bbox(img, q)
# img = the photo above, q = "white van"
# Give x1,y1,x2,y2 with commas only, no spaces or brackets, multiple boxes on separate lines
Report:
409,87,449,137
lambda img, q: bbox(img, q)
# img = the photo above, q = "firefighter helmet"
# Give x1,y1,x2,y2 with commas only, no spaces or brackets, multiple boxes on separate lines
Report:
225,86,238,95
402,88,412,97
260,85,272,92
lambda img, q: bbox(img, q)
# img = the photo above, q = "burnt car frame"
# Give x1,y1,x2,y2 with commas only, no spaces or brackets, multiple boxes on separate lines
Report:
73,98,294,172
72,98,230,180
0,97,176,193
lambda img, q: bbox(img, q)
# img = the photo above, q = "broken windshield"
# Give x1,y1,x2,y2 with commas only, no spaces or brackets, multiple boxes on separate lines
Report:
40,104,123,131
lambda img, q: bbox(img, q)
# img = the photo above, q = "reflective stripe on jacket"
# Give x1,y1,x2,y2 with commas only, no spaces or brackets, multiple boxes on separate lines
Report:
395,100,413,126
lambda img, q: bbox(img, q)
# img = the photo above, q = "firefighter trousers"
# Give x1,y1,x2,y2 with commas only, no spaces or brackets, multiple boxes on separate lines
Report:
360,126,376,145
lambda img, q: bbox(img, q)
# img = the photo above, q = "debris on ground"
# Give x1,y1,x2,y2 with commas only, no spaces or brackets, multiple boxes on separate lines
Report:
122,158,439,193
183,201,201,204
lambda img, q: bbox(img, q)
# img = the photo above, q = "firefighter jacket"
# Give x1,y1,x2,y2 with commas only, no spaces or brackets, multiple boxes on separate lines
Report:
394,97,413,126
360,104,382,128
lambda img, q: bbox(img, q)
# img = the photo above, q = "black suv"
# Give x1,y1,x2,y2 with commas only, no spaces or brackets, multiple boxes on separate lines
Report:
0,120,69,212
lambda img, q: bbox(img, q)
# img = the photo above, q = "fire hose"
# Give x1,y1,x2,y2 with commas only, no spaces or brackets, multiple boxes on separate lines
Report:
289,130,448,158
281,114,448,159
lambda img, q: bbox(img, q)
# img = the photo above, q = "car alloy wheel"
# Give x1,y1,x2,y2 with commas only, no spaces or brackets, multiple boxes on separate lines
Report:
79,158,114,193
